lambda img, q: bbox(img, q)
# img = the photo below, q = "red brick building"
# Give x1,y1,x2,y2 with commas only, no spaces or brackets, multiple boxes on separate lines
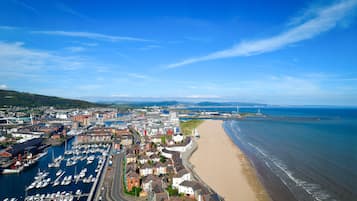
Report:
126,171,140,191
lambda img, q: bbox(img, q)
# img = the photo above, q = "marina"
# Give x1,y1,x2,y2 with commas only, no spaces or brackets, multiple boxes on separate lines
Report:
0,138,111,201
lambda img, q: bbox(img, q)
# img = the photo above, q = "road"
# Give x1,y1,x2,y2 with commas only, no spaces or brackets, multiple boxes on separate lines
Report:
98,152,140,201
95,127,142,201
128,126,141,145
97,152,126,201
111,153,126,201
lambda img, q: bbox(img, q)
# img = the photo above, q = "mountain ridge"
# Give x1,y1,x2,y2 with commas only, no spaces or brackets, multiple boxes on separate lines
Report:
0,89,102,108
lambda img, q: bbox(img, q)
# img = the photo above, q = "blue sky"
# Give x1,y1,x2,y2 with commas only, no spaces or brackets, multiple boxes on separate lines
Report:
1,0,357,105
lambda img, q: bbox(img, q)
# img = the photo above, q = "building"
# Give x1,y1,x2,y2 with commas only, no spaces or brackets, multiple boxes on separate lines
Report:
76,133,112,144
178,181,202,197
72,114,92,126
138,154,149,165
172,133,184,143
141,174,162,193
139,163,153,176
126,153,137,164
120,135,133,147
126,171,140,191
150,154,160,163
153,162,167,176
172,169,191,189
150,135,162,144
126,162,137,174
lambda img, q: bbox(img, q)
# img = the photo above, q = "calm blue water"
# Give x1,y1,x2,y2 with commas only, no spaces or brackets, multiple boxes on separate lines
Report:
104,120,125,127
219,108,357,201
0,138,99,200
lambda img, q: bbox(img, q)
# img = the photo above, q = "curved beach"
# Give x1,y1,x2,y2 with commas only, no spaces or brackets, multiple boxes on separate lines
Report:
189,120,270,201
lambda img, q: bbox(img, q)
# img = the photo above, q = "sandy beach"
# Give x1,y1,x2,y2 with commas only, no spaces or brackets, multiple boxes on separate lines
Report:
189,120,270,201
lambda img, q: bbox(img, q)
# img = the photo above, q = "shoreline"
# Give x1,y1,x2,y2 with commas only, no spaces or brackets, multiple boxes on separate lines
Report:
189,120,271,201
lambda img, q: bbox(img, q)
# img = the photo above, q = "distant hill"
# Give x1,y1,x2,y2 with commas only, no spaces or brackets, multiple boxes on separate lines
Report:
195,101,267,107
0,89,102,108
105,100,266,107
102,101,181,107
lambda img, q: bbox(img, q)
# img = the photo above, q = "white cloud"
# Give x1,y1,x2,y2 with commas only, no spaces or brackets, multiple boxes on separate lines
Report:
0,26,17,30
65,46,86,53
12,0,39,14
56,2,89,21
168,0,357,68
0,84,8,89
0,41,87,76
127,73,151,80
32,30,153,42
138,45,161,50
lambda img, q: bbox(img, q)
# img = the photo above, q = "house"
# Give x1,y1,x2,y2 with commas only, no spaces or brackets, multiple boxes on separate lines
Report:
172,133,184,143
113,139,121,152
195,190,220,201
126,153,137,164
141,174,162,193
139,163,153,176
178,181,202,197
126,145,140,155
153,162,167,176
172,169,191,189
126,162,137,173
150,154,160,163
166,137,193,153
151,184,166,200
145,148,156,157
138,154,149,164
150,135,162,144
152,192,169,201
120,134,133,146
126,170,140,191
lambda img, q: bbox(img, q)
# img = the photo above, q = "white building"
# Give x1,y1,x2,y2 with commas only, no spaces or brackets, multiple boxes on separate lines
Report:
178,181,201,196
139,164,153,176
173,133,184,143
172,169,191,189
56,113,68,119
138,155,149,164
12,132,43,143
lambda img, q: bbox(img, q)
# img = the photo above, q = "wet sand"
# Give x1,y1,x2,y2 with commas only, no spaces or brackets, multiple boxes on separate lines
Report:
189,120,271,201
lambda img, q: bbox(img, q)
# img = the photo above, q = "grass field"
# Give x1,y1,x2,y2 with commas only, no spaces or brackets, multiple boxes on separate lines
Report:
180,119,203,135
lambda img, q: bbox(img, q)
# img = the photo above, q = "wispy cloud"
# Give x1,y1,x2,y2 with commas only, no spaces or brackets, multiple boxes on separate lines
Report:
168,0,357,68
65,46,86,53
81,42,98,47
56,2,89,20
0,41,86,74
138,45,161,51
0,25,17,30
31,30,154,42
127,73,152,80
11,0,39,14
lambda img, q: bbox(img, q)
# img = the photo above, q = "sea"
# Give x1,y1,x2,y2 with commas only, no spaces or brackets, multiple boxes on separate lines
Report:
0,138,100,201
189,107,357,201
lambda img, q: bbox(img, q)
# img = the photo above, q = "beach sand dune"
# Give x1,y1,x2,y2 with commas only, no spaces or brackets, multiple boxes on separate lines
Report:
189,120,270,201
